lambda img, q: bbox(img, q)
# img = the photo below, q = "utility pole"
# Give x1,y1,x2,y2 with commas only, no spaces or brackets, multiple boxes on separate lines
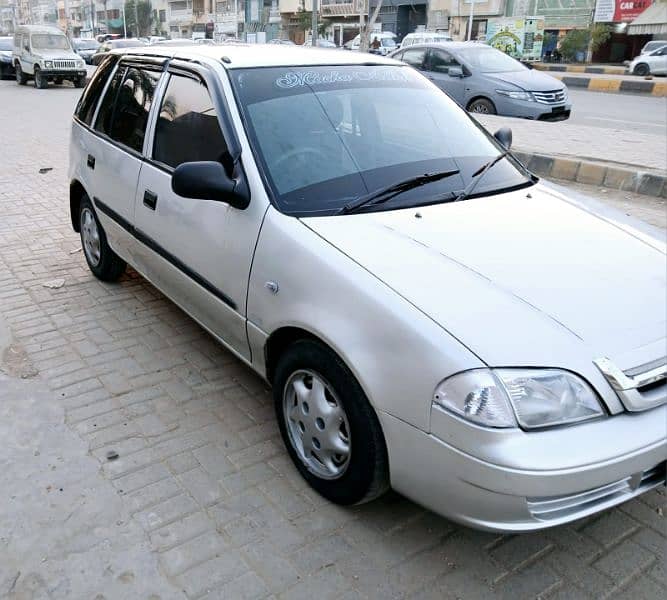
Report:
311,0,317,46
122,2,127,37
359,0,365,50
467,0,473,41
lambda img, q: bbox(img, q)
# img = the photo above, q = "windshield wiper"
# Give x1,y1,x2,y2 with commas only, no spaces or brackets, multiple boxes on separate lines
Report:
338,169,460,215
455,149,536,203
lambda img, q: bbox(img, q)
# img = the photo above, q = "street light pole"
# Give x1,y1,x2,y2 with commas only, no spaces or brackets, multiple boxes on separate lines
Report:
311,0,318,46
467,0,473,41
122,4,127,37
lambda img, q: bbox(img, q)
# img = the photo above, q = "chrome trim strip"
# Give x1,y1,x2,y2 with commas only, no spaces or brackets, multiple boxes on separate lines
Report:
594,356,666,391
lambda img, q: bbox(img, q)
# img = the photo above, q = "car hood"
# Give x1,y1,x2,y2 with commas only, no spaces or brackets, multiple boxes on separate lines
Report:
301,185,666,368
33,49,79,60
482,68,564,92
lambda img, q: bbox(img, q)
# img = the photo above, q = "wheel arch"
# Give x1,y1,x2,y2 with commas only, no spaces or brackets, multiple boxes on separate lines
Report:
264,326,325,385
69,179,87,232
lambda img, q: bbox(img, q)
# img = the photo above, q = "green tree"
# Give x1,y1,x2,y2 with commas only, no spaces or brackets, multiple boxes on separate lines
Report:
558,24,611,62
124,0,153,37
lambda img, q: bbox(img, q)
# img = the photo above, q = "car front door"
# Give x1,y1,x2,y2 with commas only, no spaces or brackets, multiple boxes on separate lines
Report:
423,48,467,105
87,60,162,258
132,65,263,359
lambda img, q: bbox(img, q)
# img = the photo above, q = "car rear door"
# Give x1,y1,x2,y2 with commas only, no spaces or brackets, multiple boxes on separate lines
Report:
132,63,263,360
85,57,164,258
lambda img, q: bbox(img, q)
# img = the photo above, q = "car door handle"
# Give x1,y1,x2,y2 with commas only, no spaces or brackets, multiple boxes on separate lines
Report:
87,154,95,169
143,190,158,210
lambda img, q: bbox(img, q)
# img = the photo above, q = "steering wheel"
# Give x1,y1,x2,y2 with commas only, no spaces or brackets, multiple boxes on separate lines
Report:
273,147,329,172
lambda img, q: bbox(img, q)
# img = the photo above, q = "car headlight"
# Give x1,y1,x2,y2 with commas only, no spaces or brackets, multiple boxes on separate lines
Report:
433,368,604,430
44,60,53,68
77,60,85,68
496,89,534,101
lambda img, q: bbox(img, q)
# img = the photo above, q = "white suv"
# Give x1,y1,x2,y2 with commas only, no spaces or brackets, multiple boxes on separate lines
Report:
69,46,666,532
13,24,86,88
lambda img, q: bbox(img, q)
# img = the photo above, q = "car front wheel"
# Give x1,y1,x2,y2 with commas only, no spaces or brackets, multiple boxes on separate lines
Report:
79,195,126,281
274,339,389,505
34,67,48,89
468,97,497,115
634,63,650,76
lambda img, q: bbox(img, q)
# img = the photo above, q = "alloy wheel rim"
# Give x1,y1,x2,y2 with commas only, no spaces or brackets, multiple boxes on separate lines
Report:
282,369,351,480
472,103,489,113
80,207,101,266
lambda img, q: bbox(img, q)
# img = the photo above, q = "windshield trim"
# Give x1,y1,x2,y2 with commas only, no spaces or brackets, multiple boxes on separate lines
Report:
227,65,532,217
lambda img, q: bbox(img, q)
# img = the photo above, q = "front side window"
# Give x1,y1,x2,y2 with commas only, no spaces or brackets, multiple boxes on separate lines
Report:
75,55,118,126
108,67,161,152
402,48,426,68
152,74,228,169
231,65,530,216
31,34,70,50
0,38,12,51
428,50,459,74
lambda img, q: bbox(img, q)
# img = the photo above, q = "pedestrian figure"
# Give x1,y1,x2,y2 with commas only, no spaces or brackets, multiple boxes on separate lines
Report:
371,37,381,51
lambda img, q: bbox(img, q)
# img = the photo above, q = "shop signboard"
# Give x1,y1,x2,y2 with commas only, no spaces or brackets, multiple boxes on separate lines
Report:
486,16,545,60
594,0,653,23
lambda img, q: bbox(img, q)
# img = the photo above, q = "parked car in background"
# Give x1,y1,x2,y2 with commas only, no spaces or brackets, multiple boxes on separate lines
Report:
641,40,667,54
150,39,198,46
0,36,14,78
304,38,338,48
69,45,665,533
72,38,100,64
269,38,296,45
629,44,667,76
195,38,217,45
91,38,147,65
400,31,453,48
391,42,571,120
12,24,86,88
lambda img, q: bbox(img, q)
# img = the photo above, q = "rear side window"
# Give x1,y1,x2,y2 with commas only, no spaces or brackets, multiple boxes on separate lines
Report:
95,66,126,136
152,74,228,169
108,67,161,152
75,56,118,126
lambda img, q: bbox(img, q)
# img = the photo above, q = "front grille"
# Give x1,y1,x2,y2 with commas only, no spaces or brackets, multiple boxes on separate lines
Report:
527,462,666,522
532,89,566,104
595,356,666,412
53,59,76,69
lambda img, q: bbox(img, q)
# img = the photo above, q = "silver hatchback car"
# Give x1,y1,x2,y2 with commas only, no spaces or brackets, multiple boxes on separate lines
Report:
391,42,572,120
69,45,665,532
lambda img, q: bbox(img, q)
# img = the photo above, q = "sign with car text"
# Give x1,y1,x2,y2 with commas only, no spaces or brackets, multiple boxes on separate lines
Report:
594,0,653,23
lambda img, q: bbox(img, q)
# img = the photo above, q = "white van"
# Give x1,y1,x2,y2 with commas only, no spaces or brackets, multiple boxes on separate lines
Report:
400,31,452,48
345,31,397,55
12,24,86,88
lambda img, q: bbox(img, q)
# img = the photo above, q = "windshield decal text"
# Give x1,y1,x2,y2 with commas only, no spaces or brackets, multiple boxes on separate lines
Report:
275,69,409,89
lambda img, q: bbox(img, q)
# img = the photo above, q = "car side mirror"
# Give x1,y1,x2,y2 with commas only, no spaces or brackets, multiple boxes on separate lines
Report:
171,161,250,210
448,66,464,78
494,127,512,150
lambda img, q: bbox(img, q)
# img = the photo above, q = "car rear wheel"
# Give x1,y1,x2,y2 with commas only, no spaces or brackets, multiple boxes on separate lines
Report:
79,195,126,281
15,63,27,85
634,63,650,76
468,97,497,115
274,339,389,505
34,67,48,89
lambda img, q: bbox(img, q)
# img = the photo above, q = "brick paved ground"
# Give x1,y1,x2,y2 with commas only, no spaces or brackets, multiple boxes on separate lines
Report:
0,80,665,600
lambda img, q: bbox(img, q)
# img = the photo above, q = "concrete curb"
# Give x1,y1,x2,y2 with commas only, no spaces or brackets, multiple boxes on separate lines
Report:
550,73,667,96
533,63,627,75
513,150,667,198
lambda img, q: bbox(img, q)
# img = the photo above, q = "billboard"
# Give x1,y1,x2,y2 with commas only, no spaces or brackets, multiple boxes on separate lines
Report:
486,17,545,61
594,0,654,23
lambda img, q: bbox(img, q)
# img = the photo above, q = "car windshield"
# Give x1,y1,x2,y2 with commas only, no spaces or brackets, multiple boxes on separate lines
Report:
456,47,525,73
0,38,12,51
230,65,530,216
115,39,146,48
31,34,70,50
381,38,396,47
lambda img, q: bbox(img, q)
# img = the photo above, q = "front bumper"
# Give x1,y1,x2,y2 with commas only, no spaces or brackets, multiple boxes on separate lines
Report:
494,95,572,121
380,405,666,532
39,69,86,79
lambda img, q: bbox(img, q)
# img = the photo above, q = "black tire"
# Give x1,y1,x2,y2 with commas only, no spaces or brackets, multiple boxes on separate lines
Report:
79,195,126,282
34,67,48,89
15,63,27,85
274,339,389,506
54,77,63,85
634,63,650,76
74,76,86,88
468,97,497,115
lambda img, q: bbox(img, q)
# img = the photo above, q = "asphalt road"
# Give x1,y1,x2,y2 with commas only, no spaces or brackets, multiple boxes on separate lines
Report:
568,88,667,136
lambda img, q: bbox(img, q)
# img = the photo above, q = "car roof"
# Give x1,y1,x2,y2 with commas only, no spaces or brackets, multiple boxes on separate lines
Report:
16,25,65,34
400,41,491,51
114,44,399,69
